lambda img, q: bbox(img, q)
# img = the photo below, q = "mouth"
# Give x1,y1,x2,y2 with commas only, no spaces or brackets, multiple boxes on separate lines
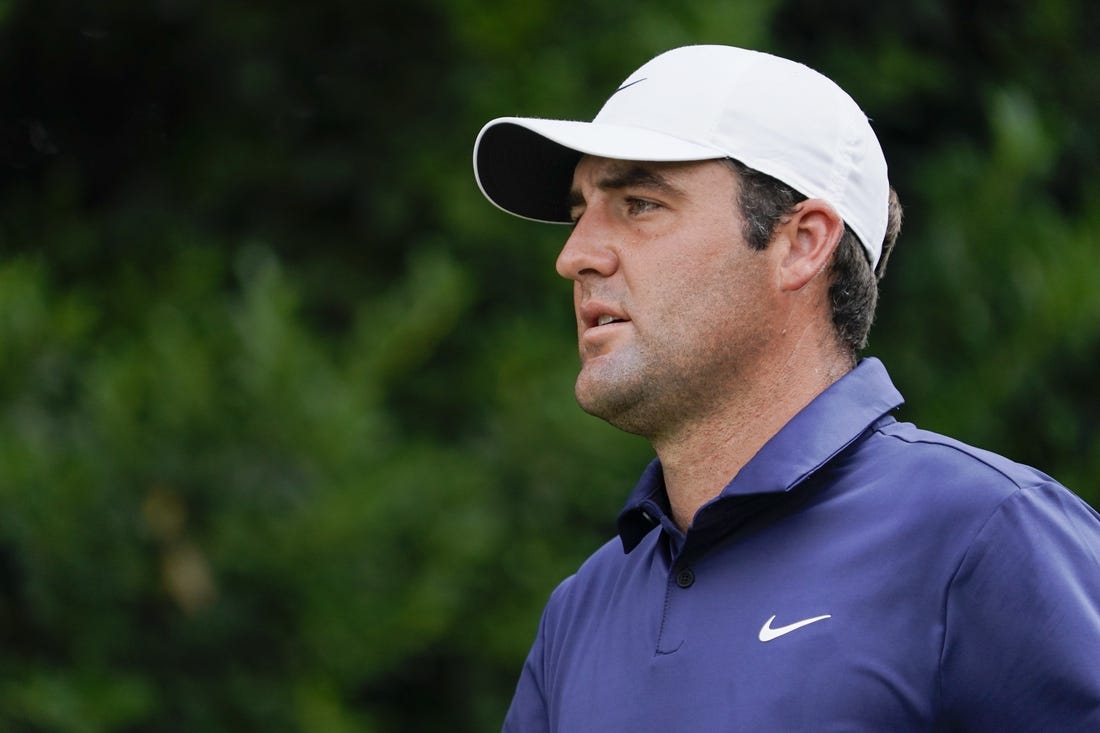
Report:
578,301,631,342
580,301,629,330
581,311,631,353
577,305,631,358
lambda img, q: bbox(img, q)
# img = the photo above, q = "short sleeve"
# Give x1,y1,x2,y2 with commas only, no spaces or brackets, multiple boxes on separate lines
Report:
940,483,1100,730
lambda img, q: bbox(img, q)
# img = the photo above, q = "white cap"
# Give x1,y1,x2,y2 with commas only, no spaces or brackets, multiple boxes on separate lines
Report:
473,45,890,268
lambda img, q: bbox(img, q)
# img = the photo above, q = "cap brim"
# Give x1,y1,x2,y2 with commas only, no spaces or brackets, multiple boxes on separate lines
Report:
473,117,724,224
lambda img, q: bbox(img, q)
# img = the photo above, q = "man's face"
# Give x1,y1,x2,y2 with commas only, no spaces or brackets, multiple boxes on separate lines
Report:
557,156,781,440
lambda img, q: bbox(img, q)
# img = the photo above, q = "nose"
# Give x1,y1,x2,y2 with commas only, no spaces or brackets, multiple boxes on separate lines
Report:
555,213,619,281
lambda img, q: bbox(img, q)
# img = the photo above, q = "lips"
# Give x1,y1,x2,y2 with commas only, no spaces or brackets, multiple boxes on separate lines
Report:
579,301,629,330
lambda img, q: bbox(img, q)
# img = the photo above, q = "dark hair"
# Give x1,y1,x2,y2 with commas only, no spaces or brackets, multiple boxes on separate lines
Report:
724,158,902,357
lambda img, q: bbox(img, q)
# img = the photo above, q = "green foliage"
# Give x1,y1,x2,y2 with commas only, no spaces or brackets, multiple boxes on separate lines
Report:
880,86,1100,493
0,0,1097,730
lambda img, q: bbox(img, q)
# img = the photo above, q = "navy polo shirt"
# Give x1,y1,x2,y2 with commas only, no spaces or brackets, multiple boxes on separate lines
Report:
503,358,1100,732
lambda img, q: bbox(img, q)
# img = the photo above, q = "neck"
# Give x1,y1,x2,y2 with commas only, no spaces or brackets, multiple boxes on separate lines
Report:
652,332,852,532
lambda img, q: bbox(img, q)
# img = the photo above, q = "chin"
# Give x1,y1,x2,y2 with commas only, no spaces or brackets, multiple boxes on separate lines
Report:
574,378,653,437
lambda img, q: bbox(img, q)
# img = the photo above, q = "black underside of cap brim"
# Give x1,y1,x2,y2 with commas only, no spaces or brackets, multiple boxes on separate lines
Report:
476,123,582,223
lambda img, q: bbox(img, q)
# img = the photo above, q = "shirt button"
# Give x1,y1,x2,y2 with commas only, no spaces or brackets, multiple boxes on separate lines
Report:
675,568,695,588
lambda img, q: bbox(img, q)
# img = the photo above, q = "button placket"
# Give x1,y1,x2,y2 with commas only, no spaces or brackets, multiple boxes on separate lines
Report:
656,564,695,655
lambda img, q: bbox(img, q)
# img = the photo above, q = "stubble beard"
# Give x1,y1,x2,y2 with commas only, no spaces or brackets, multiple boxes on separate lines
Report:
573,320,764,443
573,344,691,440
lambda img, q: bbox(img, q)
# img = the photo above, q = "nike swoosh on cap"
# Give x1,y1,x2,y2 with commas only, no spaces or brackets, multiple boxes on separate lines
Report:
611,77,647,95
758,614,832,642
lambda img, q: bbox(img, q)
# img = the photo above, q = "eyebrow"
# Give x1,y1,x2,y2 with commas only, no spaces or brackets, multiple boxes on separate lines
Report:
567,163,687,211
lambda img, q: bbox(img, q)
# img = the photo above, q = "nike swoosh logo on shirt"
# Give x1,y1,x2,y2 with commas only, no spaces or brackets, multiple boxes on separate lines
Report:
758,614,832,642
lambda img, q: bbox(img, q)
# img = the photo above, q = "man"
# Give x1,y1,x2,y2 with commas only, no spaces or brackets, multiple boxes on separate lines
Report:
472,45,1100,731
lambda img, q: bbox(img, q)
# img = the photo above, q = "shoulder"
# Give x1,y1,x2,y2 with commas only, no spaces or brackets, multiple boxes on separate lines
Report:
927,442,1100,728
861,418,1064,502
539,530,660,632
826,417,1098,560
545,533,647,604
866,417,1100,573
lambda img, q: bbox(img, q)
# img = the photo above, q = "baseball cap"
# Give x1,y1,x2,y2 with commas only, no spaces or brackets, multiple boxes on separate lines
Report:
473,45,890,268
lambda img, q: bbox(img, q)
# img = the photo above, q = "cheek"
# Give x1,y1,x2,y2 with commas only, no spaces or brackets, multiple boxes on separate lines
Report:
676,253,767,335
634,258,726,342
627,223,755,328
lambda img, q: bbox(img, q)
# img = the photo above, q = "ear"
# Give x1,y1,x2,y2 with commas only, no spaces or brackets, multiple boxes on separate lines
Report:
774,199,845,292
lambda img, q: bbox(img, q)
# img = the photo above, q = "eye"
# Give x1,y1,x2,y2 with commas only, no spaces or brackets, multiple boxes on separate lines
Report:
625,197,660,216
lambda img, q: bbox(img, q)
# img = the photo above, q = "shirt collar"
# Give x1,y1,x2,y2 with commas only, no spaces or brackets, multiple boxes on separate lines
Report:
616,357,904,552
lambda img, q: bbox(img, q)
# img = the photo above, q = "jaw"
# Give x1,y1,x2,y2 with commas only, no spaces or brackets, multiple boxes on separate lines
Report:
572,343,664,437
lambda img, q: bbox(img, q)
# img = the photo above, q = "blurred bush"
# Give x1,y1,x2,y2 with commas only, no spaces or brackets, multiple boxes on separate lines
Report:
0,0,1097,730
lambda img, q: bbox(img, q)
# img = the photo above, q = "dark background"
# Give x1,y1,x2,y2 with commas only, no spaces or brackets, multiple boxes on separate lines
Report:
1,1,1097,730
